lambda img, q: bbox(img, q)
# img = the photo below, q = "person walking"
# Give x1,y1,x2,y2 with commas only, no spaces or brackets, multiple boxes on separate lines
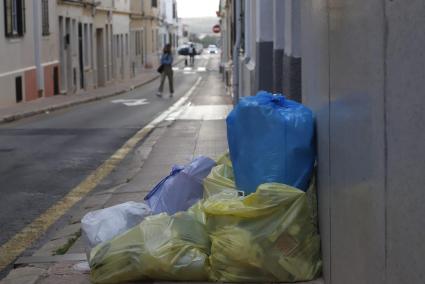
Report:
189,43,196,66
157,44,174,97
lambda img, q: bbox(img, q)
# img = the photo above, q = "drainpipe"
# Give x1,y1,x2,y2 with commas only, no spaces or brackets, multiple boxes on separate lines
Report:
232,0,241,104
33,0,44,97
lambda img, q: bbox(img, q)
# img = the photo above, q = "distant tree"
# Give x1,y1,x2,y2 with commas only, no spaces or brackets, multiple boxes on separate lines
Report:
188,33,201,43
200,35,219,47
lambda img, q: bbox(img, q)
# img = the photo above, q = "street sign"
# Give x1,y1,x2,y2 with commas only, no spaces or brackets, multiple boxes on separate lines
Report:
212,24,221,33
111,99,150,106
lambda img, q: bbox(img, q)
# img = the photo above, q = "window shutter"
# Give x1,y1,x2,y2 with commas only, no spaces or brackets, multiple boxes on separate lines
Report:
42,0,49,35
22,0,25,34
16,0,25,36
4,0,12,37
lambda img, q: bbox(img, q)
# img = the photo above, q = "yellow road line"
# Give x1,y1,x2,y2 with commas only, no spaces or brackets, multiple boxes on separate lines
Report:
0,76,203,271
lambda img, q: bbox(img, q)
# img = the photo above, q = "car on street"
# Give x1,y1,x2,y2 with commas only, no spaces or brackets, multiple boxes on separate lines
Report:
178,42,203,56
177,43,190,56
208,44,219,54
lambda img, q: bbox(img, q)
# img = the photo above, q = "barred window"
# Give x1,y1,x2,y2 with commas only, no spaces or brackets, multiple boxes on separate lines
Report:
4,0,25,37
41,0,49,36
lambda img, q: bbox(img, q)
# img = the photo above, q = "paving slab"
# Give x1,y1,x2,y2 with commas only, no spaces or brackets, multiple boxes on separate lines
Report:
0,266,47,284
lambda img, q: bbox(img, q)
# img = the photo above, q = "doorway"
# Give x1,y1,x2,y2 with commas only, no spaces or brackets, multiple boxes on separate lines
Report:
96,28,106,87
78,23,85,89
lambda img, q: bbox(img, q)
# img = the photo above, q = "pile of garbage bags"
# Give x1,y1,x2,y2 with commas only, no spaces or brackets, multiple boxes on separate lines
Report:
82,91,322,283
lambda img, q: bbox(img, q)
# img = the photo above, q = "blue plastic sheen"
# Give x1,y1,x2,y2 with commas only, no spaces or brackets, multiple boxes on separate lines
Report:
144,156,216,215
226,91,315,193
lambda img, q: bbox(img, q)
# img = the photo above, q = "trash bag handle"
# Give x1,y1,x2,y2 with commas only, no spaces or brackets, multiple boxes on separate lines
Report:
144,165,184,200
270,95,286,107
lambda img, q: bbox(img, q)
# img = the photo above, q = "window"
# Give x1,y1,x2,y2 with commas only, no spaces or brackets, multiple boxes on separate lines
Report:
4,0,25,37
172,3,177,19
89,24,93,67
151,0,157,8
41,0,49,35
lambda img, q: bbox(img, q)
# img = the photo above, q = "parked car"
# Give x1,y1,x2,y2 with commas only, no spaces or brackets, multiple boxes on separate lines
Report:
177,44,190,56
208,44,219,54
178,42,203,56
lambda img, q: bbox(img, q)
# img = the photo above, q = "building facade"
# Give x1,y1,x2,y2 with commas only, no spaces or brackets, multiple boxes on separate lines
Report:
222,1,425,284
0,0,177,106
159,0,178,52
0,0,60,106
57,0,98,94
142,0,161,68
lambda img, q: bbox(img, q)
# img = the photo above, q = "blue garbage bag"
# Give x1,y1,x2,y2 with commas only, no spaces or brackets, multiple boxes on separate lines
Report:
144,156,216,215
226,91,315,193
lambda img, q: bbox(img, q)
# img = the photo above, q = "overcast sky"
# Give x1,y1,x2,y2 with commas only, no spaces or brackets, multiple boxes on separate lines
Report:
177,0,220,18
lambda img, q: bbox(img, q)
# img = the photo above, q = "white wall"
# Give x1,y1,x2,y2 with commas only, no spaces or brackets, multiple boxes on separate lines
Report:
0,0,35,74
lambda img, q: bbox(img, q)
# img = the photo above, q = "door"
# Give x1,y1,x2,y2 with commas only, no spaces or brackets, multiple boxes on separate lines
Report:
78,23,85,89
65,18,72,93
96,28,106,87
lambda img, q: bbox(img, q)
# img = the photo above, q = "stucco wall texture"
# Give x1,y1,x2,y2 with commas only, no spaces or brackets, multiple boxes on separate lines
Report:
301,1,425,284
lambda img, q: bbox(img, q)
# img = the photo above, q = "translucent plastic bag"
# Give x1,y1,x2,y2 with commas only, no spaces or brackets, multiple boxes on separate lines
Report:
227,91,316,193
203,182,322,282
203,152,236,198
81,202,151,250
145,156,216,214
89,212,210,284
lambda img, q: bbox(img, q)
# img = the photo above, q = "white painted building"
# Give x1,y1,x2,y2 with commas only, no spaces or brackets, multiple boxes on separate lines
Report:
111,0,131,81
159,0,178,52
57,0,98,94
0,0,60,106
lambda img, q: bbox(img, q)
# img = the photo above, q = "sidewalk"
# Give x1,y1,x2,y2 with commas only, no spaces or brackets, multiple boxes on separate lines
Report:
0,57,183,124
0,68,324,284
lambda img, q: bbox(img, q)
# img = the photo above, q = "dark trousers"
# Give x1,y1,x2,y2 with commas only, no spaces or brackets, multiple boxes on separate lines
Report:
158,65,174,93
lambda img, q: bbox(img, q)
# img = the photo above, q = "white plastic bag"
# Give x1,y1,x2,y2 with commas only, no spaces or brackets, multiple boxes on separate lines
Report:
81,201,151,250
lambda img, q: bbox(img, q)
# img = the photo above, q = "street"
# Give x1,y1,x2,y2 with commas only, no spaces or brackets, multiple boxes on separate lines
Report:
0,54,218,255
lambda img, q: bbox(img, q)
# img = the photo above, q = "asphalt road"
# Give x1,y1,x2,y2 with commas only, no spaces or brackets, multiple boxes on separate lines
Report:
0,54,216,247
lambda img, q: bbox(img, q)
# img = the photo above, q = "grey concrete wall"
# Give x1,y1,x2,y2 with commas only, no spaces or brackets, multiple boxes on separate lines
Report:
282,0,302,101
239,0,256,98
385,1,425,283
272,0,284,93
300,1,331,282
255,0,274,92
301,0,425,284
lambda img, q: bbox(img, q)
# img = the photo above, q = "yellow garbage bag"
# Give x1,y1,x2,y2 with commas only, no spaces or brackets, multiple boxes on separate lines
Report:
203,182,322,282
89,212,210,284
203,152,236,198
